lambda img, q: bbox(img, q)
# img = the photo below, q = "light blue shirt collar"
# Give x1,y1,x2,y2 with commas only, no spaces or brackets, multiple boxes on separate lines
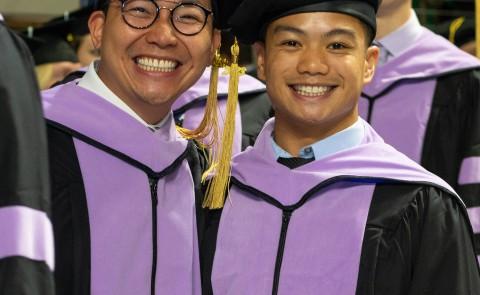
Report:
376,10,423,59
272,119,364,160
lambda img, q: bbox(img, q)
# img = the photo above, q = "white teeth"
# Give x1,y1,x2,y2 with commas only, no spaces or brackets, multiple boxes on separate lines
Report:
136,57,177,72
293,85,331,97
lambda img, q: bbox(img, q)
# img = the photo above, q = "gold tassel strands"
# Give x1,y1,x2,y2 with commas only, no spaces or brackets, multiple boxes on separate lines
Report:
477,0,480,57
203,38,246,209
176,51,228,148
448,17,465,44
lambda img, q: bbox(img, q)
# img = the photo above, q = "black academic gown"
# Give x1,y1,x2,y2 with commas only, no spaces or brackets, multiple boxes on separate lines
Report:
0,21,54,294
202,119,480,295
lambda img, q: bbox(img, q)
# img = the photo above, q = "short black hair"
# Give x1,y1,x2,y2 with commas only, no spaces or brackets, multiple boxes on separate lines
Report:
95,0,109,14
361,21,375,47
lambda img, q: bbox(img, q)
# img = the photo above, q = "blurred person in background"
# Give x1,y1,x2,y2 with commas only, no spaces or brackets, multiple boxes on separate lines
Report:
359,0,480,259
436,16,476,56
21,6,99,89
0,13,54,295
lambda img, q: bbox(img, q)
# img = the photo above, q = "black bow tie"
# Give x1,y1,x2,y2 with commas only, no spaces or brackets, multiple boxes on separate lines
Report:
277,157,315,169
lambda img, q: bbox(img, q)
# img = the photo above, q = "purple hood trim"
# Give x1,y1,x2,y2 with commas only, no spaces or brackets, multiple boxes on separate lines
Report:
213,118,459,295
42,82,188,171
364,27,480,96
0,206,54,270
42,82,201,294
232,118,458,205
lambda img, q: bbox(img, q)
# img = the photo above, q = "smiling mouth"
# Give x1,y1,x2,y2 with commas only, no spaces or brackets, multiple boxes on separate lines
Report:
135,57,179,73
292,85,335,97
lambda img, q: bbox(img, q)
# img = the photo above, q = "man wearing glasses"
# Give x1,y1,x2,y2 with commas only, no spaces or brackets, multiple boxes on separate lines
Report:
42,0,224,294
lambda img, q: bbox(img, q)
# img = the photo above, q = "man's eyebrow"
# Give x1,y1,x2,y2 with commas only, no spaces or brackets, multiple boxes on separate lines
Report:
322,28,357,40
272,26,358,41
272,25,306,36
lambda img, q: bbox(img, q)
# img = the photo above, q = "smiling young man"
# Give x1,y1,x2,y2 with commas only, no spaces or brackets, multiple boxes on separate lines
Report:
205,0,480,294
41,0,224,294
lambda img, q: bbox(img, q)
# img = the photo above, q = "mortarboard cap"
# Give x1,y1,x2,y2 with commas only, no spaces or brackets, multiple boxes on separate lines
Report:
30,36,79,65
46,6,93,37
229,0,379,44
19,6,94,65
212,0,242,30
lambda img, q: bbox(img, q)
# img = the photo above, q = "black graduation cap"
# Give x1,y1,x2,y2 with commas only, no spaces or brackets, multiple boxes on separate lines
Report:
229,0,380,44
20,6,94,65
212,0,242,30
44,6,93,37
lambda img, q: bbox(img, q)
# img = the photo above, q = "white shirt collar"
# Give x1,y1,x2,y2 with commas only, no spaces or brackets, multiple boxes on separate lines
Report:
0,14,4,21
377,9,423,58
77,61,170,130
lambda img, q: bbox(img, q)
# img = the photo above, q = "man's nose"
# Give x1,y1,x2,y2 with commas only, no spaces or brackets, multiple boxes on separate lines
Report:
144,9,178,47
297,48,329,75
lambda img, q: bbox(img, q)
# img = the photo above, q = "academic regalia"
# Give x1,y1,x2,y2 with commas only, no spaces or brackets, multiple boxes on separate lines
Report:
207,119,480,294
52,66,272,153
203,0,480,293
0,21,54,294
42,82,208,295
172,66,271,153
358,27,480,257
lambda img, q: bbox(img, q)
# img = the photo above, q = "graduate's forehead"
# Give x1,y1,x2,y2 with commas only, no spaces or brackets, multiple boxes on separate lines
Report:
267,12,365,37
263,11,371,49
98,0,227,28
229,0,379,44
159,0,213,8
98,0,213,9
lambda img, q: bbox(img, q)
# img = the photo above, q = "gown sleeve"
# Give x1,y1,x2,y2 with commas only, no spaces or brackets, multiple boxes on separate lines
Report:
0,22,55,294
421,69,480,257
456,70,480,258
358,184,480,295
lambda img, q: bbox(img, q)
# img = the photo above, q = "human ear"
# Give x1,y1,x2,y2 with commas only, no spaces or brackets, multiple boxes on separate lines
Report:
88,11,106,50
254,42,266,81
363,45,379,83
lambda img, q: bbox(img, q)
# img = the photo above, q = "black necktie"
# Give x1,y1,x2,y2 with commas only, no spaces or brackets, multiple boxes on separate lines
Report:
277,157,315,169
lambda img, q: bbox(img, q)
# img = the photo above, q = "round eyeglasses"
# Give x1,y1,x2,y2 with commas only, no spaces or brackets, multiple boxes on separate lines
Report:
120,0,213,36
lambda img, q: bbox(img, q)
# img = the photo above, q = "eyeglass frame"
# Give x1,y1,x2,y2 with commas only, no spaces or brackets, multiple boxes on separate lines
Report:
118,0,214,36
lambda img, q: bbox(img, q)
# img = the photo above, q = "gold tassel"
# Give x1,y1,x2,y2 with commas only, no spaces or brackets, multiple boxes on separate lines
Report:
177,50,227,148
448,17,465,44
203,38,246,209
477,0,480,57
